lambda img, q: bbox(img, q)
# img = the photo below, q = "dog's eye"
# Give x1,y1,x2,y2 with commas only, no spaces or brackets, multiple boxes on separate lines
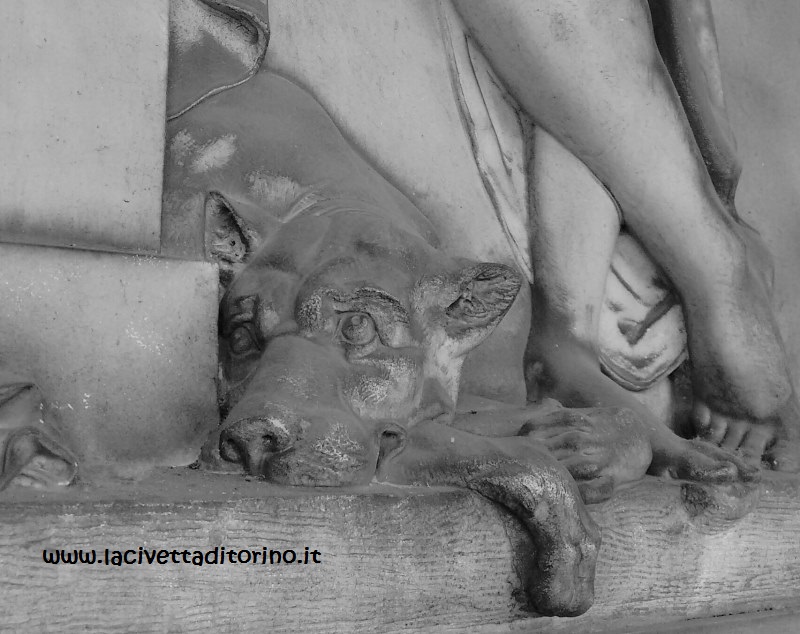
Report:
229,325,258,355
339,313,377,346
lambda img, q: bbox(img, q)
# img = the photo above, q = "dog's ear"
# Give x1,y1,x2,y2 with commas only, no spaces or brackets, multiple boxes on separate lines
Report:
204,191,262,288
415,262,522,356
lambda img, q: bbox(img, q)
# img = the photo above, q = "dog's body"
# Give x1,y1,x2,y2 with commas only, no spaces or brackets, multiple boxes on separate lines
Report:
168,70,610,615
163,68,761,615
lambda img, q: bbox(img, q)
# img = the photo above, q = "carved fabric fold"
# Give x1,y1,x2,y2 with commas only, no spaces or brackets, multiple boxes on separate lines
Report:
167,0,270,121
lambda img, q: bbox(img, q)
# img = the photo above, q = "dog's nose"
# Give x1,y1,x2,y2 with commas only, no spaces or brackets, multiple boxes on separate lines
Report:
219,416,293,475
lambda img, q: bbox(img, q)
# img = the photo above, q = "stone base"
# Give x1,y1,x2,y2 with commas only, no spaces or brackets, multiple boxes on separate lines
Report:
2,469,799,632
0,242,219,468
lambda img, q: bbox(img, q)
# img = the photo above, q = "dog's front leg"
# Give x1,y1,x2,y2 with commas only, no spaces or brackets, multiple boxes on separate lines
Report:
377,420,601,617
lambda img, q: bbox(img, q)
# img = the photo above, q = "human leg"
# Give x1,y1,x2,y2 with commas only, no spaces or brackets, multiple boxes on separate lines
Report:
454,0,798,469
648,0,741,208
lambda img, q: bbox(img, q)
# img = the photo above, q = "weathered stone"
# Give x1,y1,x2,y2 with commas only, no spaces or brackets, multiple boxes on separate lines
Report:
0,0,167,253
2,470,799,632
0,243,218,468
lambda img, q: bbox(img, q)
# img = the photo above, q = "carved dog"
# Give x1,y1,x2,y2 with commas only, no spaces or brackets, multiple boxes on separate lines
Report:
167,61,759,612
162,70,603,615
202,199,603,616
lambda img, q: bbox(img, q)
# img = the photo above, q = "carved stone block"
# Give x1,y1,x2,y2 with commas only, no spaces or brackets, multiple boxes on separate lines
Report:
2,470,799,631
0,243,218,468
0,0,168,253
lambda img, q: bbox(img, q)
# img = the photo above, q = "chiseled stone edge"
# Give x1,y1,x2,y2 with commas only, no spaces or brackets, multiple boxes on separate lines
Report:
1,470,799,632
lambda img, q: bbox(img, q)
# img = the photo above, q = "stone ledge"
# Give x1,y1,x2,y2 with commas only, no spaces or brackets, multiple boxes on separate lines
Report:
1,469,799,632
0,242,219,467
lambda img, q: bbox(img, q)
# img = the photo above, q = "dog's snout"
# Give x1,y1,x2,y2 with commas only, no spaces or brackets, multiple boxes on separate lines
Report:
218,416,293,474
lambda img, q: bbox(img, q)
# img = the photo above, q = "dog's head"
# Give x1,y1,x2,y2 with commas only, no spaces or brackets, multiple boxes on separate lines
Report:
201,197,521,485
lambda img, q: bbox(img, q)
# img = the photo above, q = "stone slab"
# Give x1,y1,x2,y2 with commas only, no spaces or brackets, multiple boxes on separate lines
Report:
0,0,167,253
618,608,800,634
0,243,219,468
1,470,799,632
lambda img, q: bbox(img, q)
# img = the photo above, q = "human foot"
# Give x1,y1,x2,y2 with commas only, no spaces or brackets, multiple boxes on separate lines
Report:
686,257,791,422
692,397,800,472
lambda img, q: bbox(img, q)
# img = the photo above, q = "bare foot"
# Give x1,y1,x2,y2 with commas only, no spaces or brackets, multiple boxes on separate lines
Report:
686,223,791,421
692,396,800,472
519,406,651,504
